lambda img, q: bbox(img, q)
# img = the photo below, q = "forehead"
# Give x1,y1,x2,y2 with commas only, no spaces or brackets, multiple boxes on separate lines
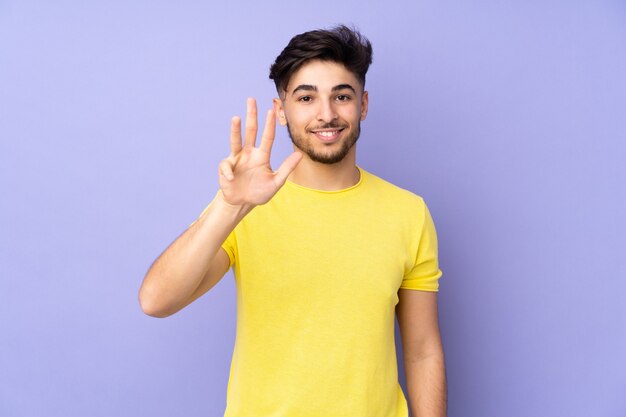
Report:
285,60,361,93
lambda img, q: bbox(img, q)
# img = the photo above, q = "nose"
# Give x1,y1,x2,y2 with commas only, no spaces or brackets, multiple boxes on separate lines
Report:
317,99,338,123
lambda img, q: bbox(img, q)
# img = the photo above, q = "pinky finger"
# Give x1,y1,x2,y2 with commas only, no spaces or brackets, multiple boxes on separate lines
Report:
230,116,243,155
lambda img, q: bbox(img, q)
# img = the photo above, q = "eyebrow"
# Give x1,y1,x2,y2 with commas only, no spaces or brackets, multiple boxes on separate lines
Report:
291,84,317,95
290,83,357,96
332,84,357,94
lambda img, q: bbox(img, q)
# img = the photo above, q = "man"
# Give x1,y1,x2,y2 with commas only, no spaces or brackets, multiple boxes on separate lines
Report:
139,25,446,417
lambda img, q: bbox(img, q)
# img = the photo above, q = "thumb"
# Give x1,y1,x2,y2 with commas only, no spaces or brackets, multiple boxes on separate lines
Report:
273,152,303,186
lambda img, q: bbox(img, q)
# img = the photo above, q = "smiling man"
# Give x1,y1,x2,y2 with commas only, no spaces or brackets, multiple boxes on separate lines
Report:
277,60,365,165
139,26,446,417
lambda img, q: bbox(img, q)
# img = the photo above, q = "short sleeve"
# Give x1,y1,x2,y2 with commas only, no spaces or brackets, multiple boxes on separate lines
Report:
401,201,443,291
221,228,237,269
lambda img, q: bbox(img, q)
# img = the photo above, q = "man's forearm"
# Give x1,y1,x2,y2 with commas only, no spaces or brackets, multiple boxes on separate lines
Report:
139,192,252,317
404,353,447,417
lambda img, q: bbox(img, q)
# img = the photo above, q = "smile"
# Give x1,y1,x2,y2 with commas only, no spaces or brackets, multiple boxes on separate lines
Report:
310,128,345,142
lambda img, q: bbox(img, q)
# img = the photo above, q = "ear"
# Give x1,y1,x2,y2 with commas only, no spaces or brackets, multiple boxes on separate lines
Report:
273,97,287,126
360,90,369,121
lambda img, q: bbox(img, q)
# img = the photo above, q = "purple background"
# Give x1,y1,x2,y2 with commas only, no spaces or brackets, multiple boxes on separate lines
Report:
1,1,625,416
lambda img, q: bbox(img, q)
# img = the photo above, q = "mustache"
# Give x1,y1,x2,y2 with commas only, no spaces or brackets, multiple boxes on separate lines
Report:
308,123,347,130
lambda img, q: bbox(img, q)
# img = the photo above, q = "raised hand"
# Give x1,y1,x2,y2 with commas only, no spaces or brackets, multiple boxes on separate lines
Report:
218,98,302,207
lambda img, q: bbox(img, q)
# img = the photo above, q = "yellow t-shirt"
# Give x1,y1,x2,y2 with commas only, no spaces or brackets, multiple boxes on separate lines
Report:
219,166,442,417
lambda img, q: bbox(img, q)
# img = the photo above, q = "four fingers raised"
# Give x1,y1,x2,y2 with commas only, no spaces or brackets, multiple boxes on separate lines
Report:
225,99,301,186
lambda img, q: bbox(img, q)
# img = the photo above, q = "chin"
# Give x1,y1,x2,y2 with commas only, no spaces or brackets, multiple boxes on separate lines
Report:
288,125,360,165
311,150,352,164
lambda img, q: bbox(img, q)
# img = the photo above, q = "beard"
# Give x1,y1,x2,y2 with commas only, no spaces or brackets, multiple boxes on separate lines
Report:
286,121,361,165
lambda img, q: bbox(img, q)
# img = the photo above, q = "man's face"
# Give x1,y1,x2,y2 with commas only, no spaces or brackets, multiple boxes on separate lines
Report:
274,60,369,165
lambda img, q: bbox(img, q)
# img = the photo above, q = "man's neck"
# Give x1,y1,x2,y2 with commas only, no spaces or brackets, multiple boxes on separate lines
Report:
287,149,360,191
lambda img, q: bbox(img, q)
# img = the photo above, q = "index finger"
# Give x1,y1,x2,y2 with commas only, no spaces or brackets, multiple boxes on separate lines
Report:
258,109,276,154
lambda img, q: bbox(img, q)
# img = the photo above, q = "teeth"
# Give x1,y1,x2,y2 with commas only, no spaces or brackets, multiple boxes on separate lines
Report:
318,131,337,137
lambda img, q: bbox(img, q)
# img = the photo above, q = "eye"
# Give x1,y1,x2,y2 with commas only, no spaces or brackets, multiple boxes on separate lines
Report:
298,96,313,102
336,94,352,101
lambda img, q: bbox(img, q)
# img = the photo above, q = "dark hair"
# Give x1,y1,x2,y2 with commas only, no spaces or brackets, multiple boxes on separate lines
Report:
269,25,373,95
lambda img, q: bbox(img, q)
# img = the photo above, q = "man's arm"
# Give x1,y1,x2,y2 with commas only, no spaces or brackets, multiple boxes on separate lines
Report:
138,98,302,318
396,289,447,416
138,194,248,318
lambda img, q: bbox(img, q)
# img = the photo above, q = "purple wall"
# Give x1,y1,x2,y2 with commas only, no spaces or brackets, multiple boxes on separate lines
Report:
1,1,625,416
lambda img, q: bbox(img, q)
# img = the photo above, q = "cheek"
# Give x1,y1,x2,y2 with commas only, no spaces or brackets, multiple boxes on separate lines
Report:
342,107,360,123
285,110,312,128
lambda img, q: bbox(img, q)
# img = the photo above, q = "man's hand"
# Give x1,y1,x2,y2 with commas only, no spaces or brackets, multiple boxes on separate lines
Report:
218,98,302,207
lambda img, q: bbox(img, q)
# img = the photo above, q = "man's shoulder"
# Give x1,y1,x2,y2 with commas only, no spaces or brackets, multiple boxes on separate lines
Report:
361,168,426,206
